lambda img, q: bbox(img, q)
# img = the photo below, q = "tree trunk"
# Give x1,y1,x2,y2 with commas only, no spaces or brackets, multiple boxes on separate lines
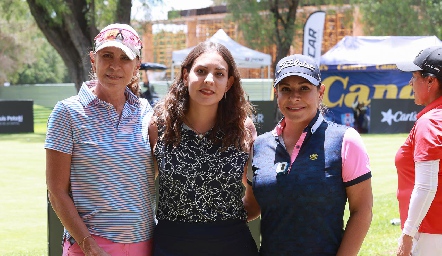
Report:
25,0,132,92
269,0,300,69
116,0,132,23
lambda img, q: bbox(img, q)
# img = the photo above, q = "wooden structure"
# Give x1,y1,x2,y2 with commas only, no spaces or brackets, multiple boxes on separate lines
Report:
141,5,358,80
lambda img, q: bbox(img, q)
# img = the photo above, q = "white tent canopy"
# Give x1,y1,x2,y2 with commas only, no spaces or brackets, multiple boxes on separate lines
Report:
320,35,442,66
171,29,272,79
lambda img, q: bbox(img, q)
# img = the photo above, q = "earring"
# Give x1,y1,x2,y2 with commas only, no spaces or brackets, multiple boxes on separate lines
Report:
90,67,97,80
224,92,227,99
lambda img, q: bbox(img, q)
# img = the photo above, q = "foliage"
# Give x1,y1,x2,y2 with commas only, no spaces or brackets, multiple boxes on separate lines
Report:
23,0,159,92
225,0,349,69
352,0,421,36
226,1,273,50
225,0,301,69
420,0,442,38
0,0,68,85
16,41,69,84
352,0,442,39
0,28,22,85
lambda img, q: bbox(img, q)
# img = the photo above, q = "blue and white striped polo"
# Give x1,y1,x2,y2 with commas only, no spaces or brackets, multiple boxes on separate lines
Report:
45,81,155,243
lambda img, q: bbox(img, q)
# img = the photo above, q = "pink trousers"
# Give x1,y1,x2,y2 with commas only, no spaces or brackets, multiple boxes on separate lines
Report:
62,235,153,256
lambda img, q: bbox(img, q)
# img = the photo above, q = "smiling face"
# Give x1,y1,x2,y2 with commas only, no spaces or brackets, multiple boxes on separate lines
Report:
91,47,140,90
183,51,234,109
276,75,324,126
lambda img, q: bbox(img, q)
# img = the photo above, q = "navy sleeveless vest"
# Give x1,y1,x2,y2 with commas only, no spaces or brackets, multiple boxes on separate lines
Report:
252,116,349,255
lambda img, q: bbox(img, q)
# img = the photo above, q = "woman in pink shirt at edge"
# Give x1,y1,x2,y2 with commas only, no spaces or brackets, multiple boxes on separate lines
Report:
395,46,442,256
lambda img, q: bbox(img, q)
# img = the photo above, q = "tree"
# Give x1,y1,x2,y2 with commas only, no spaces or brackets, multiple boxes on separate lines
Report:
0,0,70,85
226,0,300,69
353,0,421,36
0,28,22,85
0,1,34,85
224,0,348,124
225,0,347,69
17,40,70,84
25,0,158,92
423,0,442,38
350,0,442,39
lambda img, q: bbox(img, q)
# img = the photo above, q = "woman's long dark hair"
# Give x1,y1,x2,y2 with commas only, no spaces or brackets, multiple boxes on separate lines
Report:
153,41,255,151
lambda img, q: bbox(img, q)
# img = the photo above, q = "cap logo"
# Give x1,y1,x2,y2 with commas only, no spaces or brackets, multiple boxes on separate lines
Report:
416,49,424,58
277,58,316,74
94,28,142,57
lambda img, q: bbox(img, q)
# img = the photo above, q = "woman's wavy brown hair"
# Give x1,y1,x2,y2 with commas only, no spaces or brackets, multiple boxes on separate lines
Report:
153,41,255,151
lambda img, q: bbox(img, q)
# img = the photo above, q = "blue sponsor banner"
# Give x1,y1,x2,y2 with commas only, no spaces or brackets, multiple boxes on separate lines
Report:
320,64,414,131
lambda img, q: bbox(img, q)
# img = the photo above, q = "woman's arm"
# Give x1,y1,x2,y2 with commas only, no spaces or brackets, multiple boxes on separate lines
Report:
242,117,260,221
148,119,159,178
242,168,261,221
336,179,373,256
46,149,109,255
396,160,439,256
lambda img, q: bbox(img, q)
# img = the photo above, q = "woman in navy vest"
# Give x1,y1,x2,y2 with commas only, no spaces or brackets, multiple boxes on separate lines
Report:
247,54,373,256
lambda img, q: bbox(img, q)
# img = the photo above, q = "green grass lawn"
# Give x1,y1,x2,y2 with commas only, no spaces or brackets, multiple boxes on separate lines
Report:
0,105,407,255
357,134,406,256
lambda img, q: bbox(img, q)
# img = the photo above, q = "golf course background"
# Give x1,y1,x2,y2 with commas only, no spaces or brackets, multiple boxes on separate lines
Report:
0,103,405,255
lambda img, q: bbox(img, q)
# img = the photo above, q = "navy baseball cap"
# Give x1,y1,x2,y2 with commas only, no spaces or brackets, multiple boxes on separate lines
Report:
274,54,321,87
396,46,442,77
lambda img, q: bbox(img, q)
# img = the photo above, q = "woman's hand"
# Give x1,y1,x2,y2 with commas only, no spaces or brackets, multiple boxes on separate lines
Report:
396,233,413,256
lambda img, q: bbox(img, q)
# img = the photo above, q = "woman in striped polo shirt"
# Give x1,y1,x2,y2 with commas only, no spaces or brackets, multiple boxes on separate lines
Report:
45,23,156,255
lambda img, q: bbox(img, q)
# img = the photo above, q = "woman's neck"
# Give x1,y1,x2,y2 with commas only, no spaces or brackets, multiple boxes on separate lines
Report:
185,106,217,134
92,84,127,115
283,119,306,139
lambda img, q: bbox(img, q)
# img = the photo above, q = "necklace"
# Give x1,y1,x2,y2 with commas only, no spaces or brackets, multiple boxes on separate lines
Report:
184,117,205,139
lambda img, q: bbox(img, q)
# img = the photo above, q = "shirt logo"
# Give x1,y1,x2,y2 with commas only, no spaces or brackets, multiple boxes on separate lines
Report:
275,162,290,176
310,154,318,160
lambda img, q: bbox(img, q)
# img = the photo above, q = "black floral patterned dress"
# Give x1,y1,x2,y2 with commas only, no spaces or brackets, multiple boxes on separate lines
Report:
152,124,258,256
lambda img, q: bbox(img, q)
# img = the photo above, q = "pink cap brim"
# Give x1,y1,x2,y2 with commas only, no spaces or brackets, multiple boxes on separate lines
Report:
95,41,137,60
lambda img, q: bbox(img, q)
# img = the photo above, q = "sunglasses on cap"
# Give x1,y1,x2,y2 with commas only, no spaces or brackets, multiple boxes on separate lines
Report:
94,28,142,55
421,72,437,78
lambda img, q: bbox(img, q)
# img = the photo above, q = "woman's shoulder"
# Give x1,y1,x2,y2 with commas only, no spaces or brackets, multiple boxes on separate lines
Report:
245,117,257,138
254,130,276,145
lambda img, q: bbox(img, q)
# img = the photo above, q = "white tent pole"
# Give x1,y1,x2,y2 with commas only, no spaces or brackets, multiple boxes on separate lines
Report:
171,64,174,81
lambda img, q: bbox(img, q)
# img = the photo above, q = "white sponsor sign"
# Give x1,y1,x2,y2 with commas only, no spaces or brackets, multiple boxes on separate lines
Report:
303,11,326,63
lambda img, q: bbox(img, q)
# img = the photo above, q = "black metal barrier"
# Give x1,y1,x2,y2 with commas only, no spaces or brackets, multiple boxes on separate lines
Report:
0,100,33,133
251,100,277,135
48,200,63,255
